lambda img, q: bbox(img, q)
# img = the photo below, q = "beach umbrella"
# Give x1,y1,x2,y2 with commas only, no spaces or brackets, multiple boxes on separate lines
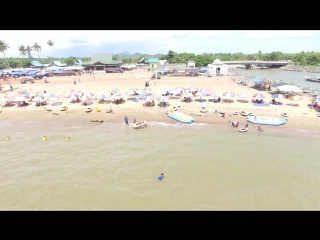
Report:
288,95,303,107
83,92,95,98
271,94,286,99
44,92,55,97
142,96,154,102
277,85,302,93
156,89,167,95
188,87,198,92
66,93,79,99
13,96,28,102
126,90,137,96
139,91,152,98
48,96,60,102
64,89,75,95
6,92,17,98
182,91,193,98
81,95,91,102
127,87,138,92
32,96,45,102
252,93,265,98
157,96,169,102
96,93,107,100
109,87,120,93
222,92,235,97
238,92,250,98
33,89,41,94
142,87,152,92
162,86,171,92
175,87,185,92
312,97,320,103
200,86,211,92
25,92,38,98
209,92,220,98
77,89,88,93
289,95,303,101
195,91,207,97
20,88,32,94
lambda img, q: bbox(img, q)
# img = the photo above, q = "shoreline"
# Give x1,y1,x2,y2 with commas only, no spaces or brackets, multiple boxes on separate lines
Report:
1,69,320,133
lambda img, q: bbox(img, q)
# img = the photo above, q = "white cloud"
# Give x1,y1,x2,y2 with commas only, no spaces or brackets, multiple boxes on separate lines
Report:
243,30,316,39
0,30,236,57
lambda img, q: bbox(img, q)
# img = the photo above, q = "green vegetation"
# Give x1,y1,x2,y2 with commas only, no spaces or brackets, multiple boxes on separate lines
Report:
159,50,320,67
1,37,320,69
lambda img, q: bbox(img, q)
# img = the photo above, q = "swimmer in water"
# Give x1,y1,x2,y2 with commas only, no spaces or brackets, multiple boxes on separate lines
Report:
43,136,47,141
6,136,10,141
158,173,165,181
66,137,70,141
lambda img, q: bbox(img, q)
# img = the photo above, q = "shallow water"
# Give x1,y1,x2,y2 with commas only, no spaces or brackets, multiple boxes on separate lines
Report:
1,119,320,210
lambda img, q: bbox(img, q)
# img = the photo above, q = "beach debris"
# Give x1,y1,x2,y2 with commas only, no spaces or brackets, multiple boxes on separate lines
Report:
90,120,103,123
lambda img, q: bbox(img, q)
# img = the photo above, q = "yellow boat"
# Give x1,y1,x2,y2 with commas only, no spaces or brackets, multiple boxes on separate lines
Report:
60,106,68,111
96,106,101,112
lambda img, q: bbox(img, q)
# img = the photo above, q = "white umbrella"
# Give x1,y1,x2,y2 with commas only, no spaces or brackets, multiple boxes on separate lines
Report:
48,96,60,101
156,89,167,95
66,93,79,99
182,91,193,98
277,85,302,93
157,96,169,102
32,96,45,102
237,92,250,98
97,93,108,100
200,86,211,92
13,96,28,102
195,91,207,97
222,92,235,97
209,92,220,97
81,95,91,102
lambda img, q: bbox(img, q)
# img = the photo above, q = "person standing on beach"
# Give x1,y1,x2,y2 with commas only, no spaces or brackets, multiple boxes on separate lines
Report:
228,115,231,123
74,79,77,85
133,119,136,124
78,78,80,84
124,116,129,125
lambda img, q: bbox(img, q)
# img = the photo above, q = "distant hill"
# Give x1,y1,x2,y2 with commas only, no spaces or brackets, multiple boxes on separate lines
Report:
116,51,164,58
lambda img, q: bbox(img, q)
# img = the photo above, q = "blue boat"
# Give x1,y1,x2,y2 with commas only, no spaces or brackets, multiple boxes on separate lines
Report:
166,110,194,123
246,116,286,126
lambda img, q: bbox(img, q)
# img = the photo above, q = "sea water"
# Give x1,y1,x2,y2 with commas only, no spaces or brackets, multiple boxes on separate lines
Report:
1,119,320,210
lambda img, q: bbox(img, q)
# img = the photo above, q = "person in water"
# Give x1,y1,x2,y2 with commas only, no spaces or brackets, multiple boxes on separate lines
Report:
245,123,249,128
158,173,165,181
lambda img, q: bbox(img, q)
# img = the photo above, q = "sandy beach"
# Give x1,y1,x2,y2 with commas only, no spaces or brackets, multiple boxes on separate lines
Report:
1,68,319,132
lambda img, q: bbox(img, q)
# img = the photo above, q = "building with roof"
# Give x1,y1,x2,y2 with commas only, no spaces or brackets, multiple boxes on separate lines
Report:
52,61,67,67
30,61,44,68
187,61,195,69
75,59,83,65
82,53,122,72
207,59,228,76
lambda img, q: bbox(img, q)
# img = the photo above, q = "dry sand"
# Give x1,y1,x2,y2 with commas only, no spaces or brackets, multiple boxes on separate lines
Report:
1,68,319,131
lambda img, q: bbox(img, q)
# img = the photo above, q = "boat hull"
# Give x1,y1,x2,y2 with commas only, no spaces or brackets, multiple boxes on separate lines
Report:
167,111,194,123
246,116,286,126
133,120,147,129
305,76,320,83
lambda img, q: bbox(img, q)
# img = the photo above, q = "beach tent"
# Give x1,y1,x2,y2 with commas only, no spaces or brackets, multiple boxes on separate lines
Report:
30,61,43,68
75,59,83,65
52,61,67,67
277,85,302,93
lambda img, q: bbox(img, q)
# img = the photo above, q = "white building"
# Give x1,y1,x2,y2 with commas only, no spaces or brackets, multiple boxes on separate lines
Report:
207,59,228,76
187,61,195,69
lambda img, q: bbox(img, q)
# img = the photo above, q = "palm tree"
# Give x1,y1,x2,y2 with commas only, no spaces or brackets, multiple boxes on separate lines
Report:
47,40,54,65
25,45,33,59
0,39,11,69
18,45,27,68
32,42,42,59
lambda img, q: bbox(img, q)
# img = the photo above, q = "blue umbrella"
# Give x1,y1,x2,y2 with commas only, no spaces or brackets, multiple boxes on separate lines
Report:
252,93,265,98
271,94,286,99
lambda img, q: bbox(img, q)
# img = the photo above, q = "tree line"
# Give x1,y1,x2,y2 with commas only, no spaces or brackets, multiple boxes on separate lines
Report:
158,50,320,67
1,38,320,69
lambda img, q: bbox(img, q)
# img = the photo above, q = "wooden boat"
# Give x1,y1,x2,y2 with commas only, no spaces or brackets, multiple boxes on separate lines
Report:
281,113,288,117
200,106,207,113
85,108,92,113
106,108,113,113
60,106,68,111
246,116,286,126
305,76,320,83
133,120,147,129
239,127,248,132
233,111,239,115
240,111,248,116
90,120,103,123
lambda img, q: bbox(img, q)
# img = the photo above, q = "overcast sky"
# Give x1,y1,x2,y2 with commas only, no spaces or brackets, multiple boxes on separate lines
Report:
0,30,319,58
